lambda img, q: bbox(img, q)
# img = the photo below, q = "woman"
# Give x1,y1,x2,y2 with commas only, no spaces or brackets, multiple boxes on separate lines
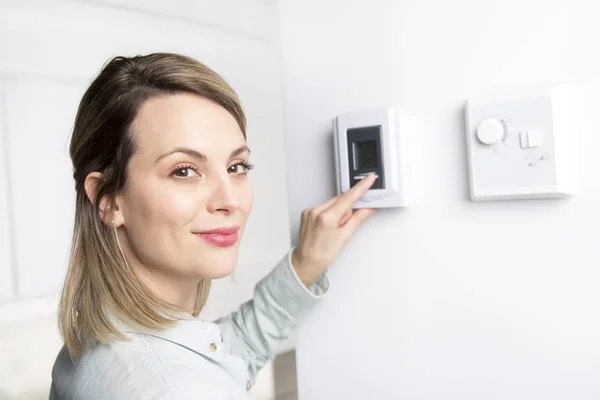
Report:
49,53,376,400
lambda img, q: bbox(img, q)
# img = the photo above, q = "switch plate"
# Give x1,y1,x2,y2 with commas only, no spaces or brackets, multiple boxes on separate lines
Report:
465,84,576,201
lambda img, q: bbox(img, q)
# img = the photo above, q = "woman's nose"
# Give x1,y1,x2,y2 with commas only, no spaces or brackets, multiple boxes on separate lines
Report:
206,175,241,214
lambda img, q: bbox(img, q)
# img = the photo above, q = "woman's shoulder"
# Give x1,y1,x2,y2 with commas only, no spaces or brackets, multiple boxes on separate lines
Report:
51,335,173,399
82,331,159,373
52,333,228,400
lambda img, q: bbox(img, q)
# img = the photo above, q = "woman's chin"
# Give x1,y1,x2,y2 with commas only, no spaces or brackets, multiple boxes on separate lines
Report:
192,255,238,280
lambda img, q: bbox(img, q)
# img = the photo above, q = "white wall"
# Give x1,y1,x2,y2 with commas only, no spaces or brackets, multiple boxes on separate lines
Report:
0,0,290,398
278,1,600,398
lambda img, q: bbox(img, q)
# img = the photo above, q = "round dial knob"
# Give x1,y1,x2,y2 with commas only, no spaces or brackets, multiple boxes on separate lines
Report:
476,118,504,145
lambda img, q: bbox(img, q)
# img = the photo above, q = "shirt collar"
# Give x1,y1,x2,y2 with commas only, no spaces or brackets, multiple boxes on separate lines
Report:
108,312,226,363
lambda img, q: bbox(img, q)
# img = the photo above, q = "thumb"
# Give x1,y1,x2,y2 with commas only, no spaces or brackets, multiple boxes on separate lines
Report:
342,208,375,235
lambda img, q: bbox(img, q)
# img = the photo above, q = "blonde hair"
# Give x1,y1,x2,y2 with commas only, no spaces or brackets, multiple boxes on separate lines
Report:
59,53,247,359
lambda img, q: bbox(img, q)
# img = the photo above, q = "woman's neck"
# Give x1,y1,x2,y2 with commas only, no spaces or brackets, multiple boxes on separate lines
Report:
133,265,199,312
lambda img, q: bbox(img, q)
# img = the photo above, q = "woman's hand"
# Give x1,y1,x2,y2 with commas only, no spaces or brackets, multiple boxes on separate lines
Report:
291,173,377,287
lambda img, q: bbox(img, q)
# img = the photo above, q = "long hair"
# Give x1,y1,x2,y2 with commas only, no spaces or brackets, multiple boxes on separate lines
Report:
59,53,246,358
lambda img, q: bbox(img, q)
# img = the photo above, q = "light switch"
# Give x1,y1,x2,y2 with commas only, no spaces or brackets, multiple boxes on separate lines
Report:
527,129,543,148
464,84,575,201
519,129,543,148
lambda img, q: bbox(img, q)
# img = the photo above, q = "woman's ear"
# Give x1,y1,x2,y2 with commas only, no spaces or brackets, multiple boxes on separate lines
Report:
84,172,124,227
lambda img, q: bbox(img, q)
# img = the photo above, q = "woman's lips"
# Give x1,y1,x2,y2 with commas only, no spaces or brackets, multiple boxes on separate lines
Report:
194,226,240,247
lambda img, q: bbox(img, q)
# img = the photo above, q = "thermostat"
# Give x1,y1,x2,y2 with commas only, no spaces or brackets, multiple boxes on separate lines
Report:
333,108,409,208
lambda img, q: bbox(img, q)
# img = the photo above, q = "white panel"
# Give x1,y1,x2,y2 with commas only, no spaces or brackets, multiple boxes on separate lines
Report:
0,85,15,300
5,81,84,297
465,85,576,201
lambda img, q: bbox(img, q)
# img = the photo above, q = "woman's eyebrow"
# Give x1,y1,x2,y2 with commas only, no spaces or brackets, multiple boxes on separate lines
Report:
155,145,251,164
155,147,206,163
230,145,250,157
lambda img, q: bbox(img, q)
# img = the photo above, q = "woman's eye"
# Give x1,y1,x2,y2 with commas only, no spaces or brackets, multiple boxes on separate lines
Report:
172,167,198,179
229,162,253,175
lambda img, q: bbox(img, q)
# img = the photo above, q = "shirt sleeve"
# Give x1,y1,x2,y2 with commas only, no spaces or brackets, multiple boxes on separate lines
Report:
214,248,329,382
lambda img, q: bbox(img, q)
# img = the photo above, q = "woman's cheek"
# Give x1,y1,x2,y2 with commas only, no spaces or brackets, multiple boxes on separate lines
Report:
148,187,204,224
239,181,254,215
168,191,205,219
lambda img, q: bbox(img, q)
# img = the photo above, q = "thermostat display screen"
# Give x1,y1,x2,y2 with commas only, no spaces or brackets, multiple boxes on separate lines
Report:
346,125,384,189
353,140,378,169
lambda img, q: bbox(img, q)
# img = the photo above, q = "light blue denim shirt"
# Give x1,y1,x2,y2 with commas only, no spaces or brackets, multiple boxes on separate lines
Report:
49,250,329,400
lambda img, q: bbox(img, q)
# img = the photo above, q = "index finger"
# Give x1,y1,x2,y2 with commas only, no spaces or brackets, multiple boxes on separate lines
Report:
329,173,377,215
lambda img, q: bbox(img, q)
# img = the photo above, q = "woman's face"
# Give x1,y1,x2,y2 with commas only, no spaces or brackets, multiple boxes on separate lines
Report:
115,93,253,282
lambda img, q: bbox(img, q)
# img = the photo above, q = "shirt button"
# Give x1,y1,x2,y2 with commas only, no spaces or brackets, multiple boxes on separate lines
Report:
246,380,251,391
209,343,217,352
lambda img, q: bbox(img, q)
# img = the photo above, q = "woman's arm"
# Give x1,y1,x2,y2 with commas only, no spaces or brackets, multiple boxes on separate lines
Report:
216,173,377,383
214,249,328,381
